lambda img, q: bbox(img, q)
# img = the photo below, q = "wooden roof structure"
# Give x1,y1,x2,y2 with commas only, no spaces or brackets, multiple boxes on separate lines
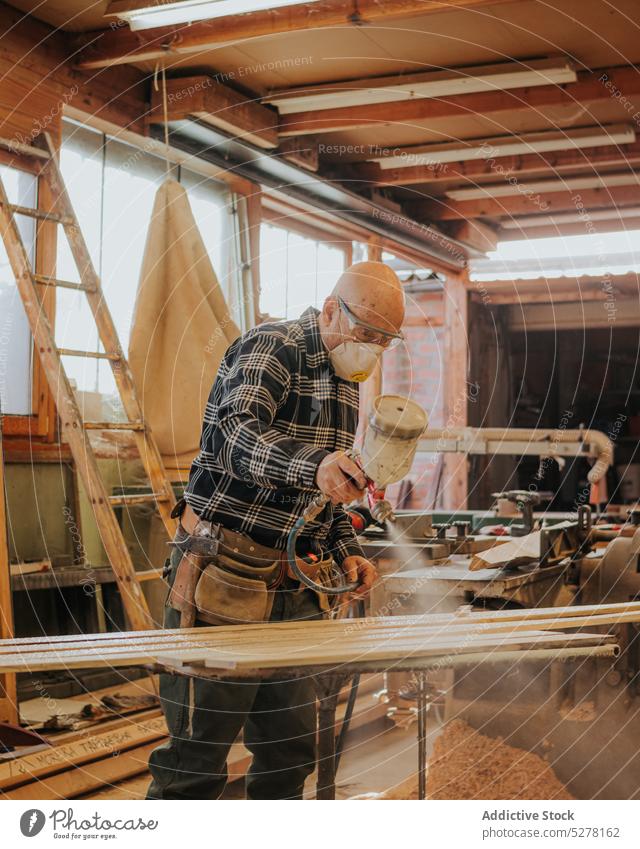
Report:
5,0,640,256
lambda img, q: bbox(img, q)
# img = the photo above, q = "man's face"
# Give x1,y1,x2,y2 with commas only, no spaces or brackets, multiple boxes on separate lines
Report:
321,296,403,351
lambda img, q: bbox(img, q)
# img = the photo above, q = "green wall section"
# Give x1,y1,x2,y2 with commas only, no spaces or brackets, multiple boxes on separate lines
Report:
4,463,76,565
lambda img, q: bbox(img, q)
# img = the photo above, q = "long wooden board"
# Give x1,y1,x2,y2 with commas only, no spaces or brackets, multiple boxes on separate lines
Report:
1,601,636,653
0,413,17,723
0,612,620,675
0,711,166,791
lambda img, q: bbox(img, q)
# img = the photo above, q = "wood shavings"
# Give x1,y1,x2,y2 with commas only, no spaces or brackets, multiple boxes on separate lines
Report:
559,699,597,723
426,720,573,800
352,720,573,800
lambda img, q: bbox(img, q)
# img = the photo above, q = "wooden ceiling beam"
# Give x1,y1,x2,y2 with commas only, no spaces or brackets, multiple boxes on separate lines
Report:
468,273,639,305
279,66,640,136
345,142,640,187
412,185,640,221
149,75,278,149
75,0,512,70
497,217,640,240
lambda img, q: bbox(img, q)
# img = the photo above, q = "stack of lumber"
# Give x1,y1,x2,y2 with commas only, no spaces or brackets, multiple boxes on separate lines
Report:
0,602,631,677
1,678,165,800
3,674,387,800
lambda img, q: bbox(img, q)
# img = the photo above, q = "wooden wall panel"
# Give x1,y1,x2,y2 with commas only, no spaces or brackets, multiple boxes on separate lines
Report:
0,2,148,144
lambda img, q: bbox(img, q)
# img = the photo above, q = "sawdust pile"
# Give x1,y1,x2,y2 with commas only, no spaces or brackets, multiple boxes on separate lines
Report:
426,720,574,799
559,699,597,723
352,720,574,800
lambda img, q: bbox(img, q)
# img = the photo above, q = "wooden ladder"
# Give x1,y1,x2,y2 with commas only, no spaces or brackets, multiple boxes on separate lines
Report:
0,132,177,631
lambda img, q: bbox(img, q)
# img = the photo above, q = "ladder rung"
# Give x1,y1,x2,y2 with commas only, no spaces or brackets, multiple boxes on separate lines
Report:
0,135,51,161
33,274,96,293
4,203,73,225
58,348,121,360
109,493,169,507
84,421,145,431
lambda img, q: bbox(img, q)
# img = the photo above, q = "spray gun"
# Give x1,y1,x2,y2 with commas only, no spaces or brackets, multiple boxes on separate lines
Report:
287,394,428,595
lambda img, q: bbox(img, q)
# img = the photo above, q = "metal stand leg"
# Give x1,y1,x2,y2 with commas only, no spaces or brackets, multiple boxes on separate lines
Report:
417,671,428,800
313,673,350,800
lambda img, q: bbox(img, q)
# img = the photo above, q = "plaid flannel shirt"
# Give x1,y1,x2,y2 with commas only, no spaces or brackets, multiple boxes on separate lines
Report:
184,307,365,565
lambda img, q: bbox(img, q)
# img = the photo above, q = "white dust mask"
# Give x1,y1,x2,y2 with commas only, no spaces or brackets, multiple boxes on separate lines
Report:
329,341,384,382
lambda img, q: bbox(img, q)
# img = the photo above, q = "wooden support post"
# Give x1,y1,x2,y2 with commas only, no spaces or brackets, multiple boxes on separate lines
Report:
443,267,469,509
356,239,384,445
245,187,263,328
0,414,17,724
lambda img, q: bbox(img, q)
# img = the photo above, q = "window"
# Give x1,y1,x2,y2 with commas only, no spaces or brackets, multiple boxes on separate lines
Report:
259,223,346,320
0,164,37,416
56,119,235,401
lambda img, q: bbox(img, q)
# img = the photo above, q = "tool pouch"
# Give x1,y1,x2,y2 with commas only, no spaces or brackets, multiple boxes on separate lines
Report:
194,561,275,625
286,552,340,614
167,518,284,626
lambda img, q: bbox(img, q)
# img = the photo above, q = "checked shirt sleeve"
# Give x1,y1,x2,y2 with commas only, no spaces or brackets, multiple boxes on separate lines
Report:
212,331,329,490
325,504,365,566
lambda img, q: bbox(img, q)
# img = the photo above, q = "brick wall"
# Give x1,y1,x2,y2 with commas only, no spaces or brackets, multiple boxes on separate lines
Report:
382,291,445,510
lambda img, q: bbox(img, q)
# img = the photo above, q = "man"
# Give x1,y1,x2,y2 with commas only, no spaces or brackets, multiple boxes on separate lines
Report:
147,261,405,800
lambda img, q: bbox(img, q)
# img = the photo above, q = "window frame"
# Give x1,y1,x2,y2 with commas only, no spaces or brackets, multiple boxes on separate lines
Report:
0,149,56,441
258,213,351,323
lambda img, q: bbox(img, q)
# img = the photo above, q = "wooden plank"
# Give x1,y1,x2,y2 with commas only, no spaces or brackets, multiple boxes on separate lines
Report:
498,216,640,240
443,267,468,509
2,740,160,801
279,67,640,136
0,615,618,674
266,58,576,113
413,184,640,221
466,273,640,298
159,631,613,673
150,76,278,150
0,601,637,654
0,418,17,724
0,711,166,790
77,0,515,69
0,5,149,139
347,141,640,185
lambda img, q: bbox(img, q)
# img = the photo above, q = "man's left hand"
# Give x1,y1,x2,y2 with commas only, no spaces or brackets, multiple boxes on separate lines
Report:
342,556,378,596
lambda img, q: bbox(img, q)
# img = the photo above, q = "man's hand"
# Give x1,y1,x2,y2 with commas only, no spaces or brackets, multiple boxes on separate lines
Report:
342,555,378,596
316,451,367,505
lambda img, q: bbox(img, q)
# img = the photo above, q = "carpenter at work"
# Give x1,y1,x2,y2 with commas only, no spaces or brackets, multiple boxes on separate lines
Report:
147,261,406,800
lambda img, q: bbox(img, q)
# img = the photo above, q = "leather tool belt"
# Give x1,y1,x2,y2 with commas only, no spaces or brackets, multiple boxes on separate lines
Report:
167,500,334,627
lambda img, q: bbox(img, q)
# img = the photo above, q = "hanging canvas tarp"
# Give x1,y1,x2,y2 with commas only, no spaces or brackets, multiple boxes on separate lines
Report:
129,178,239,472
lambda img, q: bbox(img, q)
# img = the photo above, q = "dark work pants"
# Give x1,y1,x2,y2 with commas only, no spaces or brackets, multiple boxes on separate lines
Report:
147,546,323,800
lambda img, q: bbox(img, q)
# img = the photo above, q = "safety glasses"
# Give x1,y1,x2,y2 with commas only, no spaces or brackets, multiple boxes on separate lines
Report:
337,297,404,349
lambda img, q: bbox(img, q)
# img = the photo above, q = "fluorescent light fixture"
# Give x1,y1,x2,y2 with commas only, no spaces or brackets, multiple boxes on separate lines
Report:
372,125,636,169
265,57,577,114
447,172,640,201
106,0,322,30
